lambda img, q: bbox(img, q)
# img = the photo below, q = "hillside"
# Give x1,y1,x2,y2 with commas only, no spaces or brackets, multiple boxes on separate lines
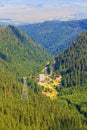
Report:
1,79,87,130
0,25,50,79
19,19,87,55
0,26,87,130
54,31,87,87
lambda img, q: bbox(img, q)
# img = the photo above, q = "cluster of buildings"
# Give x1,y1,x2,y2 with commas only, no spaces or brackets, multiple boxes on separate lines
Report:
37,73,62,83
37,61,62,83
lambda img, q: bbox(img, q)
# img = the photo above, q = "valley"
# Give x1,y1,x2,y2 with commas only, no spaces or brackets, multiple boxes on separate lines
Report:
0,0,87,129
0,22,87,129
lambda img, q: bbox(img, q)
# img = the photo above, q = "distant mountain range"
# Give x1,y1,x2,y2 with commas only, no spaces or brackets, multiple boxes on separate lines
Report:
19,19,87,55
54,31,87,87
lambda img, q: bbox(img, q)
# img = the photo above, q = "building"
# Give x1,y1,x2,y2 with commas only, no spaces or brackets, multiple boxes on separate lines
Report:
39,74,44,83
56,74,62,79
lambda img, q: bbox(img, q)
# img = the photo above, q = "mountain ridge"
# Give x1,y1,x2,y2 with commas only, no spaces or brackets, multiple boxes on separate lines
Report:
19,19,87,55
0,25,50,80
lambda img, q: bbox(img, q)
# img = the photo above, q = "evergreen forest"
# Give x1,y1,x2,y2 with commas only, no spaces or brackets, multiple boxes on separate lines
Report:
20,19,87,55
54,31,87,87
0,25,87,130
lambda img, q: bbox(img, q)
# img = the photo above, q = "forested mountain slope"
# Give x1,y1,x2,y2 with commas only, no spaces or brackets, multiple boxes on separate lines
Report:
20,19,87,55
0,26,87,130
54,31,87,87
0,25,50,79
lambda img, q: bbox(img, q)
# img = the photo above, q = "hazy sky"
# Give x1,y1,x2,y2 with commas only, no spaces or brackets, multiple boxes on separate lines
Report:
0,0,87,24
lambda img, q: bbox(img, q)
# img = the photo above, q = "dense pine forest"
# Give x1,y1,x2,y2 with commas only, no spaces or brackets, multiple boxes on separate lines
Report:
54,31,87,87
0,75,87,129
0,25,87,129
